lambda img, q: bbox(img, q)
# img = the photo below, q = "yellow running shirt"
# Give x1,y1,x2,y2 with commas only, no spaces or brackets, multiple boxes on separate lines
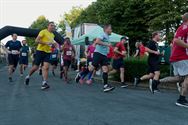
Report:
36,29,55,53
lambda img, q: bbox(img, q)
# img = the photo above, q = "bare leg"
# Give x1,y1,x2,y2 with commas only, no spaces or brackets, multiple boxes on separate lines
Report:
181,76,188,96
159,76,184,84
28,65,39,77
120,68,125,83
8,65,14,78
42,62,49,82
140,73,154,81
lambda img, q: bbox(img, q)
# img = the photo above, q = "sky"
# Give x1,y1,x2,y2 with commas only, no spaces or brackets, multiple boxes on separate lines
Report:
0,0,96,44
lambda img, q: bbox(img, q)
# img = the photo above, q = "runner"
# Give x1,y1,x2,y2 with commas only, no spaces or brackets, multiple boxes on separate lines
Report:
134,31,162,93
19,40,29,76
90,24,115,92
75,39,96,84
50,44,59,76
134,42,140,57
61,37,75,83
170,13,188,107
5,33,22,82
109,37,128,88
25,22,56,90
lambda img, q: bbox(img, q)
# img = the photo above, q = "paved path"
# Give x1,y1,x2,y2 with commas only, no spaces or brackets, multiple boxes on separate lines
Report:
0,66,187,125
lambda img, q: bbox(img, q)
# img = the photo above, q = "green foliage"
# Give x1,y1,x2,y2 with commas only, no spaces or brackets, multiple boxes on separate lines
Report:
26,15,49,48
112,57,170,82
64,6,84,28
69,0,188,49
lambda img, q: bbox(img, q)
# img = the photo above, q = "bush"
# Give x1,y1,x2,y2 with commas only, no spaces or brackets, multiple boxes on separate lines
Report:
112,57,171,82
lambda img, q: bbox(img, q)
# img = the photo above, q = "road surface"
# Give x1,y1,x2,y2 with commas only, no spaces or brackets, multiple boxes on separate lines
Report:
0,66,187,125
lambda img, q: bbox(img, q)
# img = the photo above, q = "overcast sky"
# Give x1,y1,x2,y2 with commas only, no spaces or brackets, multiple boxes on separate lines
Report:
0,0,96,43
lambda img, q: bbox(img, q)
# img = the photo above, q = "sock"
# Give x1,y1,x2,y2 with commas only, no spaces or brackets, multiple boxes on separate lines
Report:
153,80,159,89
26,75,30,79
42,80,47,85
88,71,93,80
103,72,108,85
179,95,186,100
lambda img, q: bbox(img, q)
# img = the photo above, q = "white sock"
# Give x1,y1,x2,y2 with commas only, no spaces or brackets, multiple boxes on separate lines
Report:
26,75,30,79
42,80,47,85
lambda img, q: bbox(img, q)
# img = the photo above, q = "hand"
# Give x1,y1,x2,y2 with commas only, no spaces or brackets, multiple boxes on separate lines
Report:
16,51,20,55
46,42,54,46
122,51,127,55
7,51,11,54
154,51,160,55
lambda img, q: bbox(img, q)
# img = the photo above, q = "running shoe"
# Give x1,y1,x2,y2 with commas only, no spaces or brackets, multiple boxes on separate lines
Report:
154,88,161,93
20,74,23,77
86,79,92,85
9,77,13,82
79,79,84,84
25,77,30,85
41,83,50,90
176,99,188,108
134,77,140,87
75,73,81,83
103,84,115,92
177,82,181,93
121,82,129,88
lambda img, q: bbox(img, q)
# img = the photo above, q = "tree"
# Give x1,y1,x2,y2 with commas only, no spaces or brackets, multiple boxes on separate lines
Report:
26,15,49,47
63,6,84,27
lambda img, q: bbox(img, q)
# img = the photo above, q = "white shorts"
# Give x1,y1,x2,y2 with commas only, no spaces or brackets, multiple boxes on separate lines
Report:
172,60,188,76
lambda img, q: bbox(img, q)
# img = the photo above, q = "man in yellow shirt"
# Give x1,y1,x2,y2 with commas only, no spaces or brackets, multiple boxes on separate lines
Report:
25,22,56,90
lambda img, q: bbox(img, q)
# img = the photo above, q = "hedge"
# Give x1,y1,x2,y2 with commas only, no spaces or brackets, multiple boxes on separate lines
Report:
112,57,171,82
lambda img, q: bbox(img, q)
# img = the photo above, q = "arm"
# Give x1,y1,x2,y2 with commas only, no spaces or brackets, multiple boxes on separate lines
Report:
145,47,160,55
95,38,110,47
5,41,11,54
173,38,188,48
84,47,89,57
134,49,139,57
114,47,126,56
35,36,50,45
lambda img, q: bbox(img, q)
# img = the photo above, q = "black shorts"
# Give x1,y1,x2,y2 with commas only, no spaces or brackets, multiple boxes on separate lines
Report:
63,59,71,68
87,58,93,66
92,52,108,69
148,63,160,73
33,50,50,66
50,60,58,66
107,58,112,65
112,58,124,70
8,54,19,68
19,57,28,65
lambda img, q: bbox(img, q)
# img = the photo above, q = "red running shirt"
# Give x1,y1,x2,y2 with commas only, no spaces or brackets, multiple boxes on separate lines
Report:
113,42,126,59
170,24,188,62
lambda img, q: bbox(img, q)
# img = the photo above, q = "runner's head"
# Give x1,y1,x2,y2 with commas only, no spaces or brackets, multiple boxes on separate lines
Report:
152,31,160,42
47,21,55,32
120,37,127,43
103,24,112,35
135,42,140,48
22,40,27,45
64,37,71,45
11,33,17,41
182,13,188,23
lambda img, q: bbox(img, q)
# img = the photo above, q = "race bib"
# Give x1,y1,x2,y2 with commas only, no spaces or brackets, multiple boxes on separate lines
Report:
11,50,18,55
52,54,57,58
21,52,27,56
66,51,72,56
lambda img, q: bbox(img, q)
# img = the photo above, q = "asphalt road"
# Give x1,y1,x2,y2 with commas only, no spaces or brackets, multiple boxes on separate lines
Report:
0,66,187,125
